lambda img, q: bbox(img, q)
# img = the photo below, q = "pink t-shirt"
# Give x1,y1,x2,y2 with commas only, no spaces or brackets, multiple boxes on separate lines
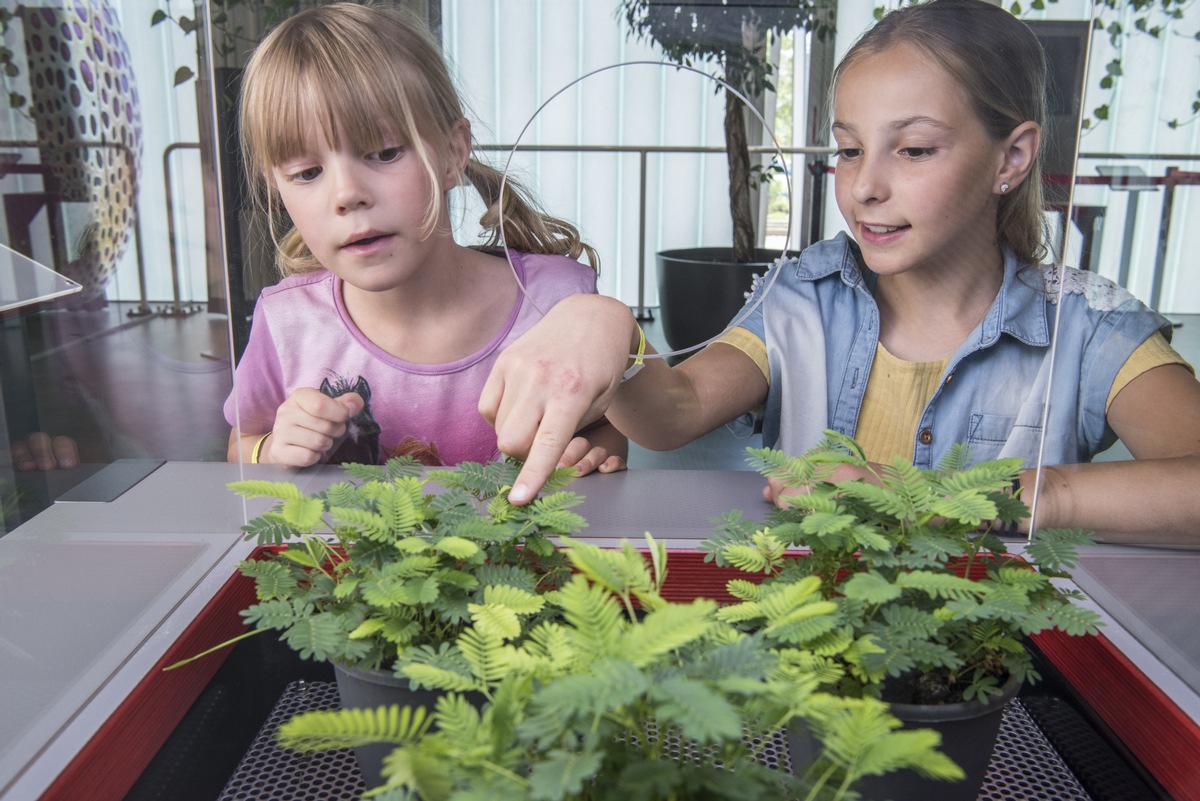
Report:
224,250,596,466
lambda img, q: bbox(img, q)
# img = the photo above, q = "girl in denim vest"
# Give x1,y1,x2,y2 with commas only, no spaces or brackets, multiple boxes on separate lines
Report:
483,0,1200,543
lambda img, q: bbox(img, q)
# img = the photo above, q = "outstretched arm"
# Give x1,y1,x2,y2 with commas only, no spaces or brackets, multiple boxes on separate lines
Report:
1031,362,1200,546
480,293,767,503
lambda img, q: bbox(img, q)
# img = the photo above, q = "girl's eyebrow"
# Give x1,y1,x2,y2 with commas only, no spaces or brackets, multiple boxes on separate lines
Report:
832,116,953,135
890,115,953,132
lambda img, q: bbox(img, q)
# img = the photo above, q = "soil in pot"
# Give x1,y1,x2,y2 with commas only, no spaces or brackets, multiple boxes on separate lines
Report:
333,662,484,790
787,673,1022,801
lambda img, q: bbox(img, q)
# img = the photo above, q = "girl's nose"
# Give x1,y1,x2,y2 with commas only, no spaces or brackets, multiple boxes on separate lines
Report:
850,156,888,205
332,163,372,213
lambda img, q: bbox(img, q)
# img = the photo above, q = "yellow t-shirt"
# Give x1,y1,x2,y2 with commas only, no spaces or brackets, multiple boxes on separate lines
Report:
718,329,1189,463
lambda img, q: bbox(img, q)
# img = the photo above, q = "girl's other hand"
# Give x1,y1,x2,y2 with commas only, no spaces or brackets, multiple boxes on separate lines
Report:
762,462,880,508
558,433,628,478
10,432,80,471
267,388,364,467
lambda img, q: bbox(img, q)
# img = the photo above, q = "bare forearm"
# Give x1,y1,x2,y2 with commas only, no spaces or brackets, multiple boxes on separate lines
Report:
228,429,269,463
608,344,766,451
1026,456,1200,547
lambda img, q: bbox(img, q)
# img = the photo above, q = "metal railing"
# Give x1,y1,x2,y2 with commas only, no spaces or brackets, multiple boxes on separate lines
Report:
476,143,836,318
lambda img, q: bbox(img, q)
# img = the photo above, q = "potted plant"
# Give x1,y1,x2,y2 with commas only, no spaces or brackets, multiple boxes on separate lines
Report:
277,533,962,800
701,431,1103,801
168,456,583,785
618,1,833,351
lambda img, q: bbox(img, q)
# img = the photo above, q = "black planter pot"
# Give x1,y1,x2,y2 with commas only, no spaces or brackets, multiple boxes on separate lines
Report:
655,247,794,353
788,674,1022,801
332,663,444,790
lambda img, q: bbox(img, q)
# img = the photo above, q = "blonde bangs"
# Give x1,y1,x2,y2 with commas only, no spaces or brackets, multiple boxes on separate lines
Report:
240,12,450,235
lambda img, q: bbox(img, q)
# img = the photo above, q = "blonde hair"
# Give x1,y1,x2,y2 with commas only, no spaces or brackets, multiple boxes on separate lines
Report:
833,0,1050,264
239,2,597,276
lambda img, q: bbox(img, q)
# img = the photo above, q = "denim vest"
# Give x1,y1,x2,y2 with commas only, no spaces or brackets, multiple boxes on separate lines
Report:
734,233,1173,470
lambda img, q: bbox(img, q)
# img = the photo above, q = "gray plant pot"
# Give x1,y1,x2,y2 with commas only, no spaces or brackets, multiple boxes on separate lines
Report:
332,662,445,790
655,247,794,353
788,673,1022,801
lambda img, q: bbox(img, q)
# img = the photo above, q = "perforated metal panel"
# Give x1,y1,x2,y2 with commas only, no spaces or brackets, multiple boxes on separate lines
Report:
219,682,1093,800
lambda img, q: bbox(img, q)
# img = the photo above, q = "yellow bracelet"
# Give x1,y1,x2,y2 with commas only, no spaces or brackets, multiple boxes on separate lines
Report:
622,325,646,382
250,432,271,464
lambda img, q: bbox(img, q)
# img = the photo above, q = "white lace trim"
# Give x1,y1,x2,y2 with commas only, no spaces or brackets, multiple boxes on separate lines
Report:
1039,264,1129,311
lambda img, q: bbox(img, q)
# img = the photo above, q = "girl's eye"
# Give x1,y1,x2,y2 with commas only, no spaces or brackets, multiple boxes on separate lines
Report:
287,165,322,183
900,147,935,159
835,147,862,160
371,146,405,163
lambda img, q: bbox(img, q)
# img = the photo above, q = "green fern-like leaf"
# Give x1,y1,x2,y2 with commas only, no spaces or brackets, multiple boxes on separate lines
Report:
242,559,300,600
1024,528,1093,573
1044,602,1103,637
402,662,485,693
467,603,522,640
328,506,390,541
619,600,718,667
374,477,428,534
432,535,480,560
281,612,357,662
240,515,302,545
227,479,305,501
929,491,997,528
724,579,769,602
241,598,307,631
481,584,545,615
841,571,903,604
279,496,325,532
527,747,604,801
278,703,432,751
896,570,989,600
838,480,914,521
560,537,655,599
720,543,781,574
649,675,744,744
457,626,512,685
876,604,944,642
519,658,648,745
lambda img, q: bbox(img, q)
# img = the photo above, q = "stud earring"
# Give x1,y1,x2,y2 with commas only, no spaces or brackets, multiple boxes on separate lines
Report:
999,182,1010,194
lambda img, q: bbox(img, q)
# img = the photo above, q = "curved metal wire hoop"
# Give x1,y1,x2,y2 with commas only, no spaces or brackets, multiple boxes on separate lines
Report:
496,60,794,361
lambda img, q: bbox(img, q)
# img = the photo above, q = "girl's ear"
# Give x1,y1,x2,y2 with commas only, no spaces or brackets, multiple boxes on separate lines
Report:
995,121,1040,194
443,117,472,191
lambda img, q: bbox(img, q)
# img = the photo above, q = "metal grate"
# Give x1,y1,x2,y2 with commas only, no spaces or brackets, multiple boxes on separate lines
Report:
219,682,1093,801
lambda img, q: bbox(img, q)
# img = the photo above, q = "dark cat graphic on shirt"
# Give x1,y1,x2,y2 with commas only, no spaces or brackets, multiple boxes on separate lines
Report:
319,376,381,465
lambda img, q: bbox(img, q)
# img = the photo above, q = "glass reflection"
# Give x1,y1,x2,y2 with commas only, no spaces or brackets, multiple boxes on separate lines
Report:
1,1,231,532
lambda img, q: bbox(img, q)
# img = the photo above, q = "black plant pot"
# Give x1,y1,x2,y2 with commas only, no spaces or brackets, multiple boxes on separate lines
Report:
332,662,444,790
655,247,794,353
788,674,1022,801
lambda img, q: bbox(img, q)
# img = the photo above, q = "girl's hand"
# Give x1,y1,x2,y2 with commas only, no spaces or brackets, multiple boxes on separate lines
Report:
264,388,364,467
762,462,880,508
481,294,636,503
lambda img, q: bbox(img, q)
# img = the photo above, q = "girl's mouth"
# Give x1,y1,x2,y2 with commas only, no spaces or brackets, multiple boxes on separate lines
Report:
859,222,909,245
